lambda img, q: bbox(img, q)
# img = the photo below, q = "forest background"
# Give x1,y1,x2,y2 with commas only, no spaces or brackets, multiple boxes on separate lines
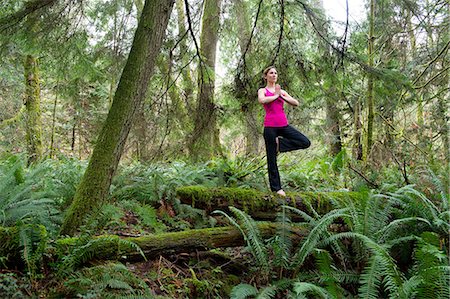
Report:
0,0,448,298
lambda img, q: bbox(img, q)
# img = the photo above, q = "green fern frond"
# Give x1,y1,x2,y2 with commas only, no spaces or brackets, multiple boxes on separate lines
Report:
230,283,258,299
271,207,293,269
314,249,341,297
256,284,277,299
281,205,315,223
377,217,431,242
293,208,349,267
229,207,269,271
358,255,383,299
293,282,330,299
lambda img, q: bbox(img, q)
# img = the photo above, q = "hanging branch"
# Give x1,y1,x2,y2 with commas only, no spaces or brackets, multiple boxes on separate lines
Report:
0,0,57,32
239,0,264,68
270,0,285,66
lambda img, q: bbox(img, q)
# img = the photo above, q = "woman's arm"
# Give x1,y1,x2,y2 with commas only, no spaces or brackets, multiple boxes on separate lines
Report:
258,88,279,104
280,89,299,107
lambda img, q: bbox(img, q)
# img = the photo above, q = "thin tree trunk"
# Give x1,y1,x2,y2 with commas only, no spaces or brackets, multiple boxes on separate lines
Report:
61,0,175,235
49,87,58,158
176,0,194,106
353,97,363,160
23,55,43,165
188,0,222,161
312,0,342,156
325,93,342,156
233,0,260,155
365,0,375,161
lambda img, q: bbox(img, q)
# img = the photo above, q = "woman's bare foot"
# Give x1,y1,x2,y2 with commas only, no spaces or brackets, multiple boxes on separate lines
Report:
276,189,286,196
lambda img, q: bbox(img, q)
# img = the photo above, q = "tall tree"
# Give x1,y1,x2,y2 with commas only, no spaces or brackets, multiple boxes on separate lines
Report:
23,54,43,164
365,0,375,161
188,0,222,160
233,0,261,155
60,0,175,235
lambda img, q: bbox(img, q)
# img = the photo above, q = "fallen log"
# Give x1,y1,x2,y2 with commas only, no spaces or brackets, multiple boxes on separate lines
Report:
1,223,307,268
176,185,362,217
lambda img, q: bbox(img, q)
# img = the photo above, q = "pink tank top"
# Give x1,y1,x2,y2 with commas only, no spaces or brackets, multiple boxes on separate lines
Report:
262,88,288,127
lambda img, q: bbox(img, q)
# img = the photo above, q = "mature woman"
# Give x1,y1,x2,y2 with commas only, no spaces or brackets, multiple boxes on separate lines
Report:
258,66,311,196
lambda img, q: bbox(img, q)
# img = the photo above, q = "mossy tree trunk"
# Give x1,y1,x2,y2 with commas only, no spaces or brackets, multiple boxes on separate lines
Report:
176,186,362,217
23,55,43,165
365,0,375,161
188,0,222,161
353,97,363,160
233,0,260,155
60,0,175,236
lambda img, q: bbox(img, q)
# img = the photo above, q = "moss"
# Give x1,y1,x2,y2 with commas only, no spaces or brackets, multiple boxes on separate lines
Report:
177,186,363,215
23,55,43,164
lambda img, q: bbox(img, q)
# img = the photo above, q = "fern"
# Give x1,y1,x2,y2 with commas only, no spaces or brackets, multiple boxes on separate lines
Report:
65,262,152,298
256,285,277,299
293,208,350,267
293,282,330,299
230,283,258,299
228,207,269,272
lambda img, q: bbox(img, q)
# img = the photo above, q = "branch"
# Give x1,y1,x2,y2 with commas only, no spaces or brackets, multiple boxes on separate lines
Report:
348,164,380,188
270,0,285,66
0,0,58,33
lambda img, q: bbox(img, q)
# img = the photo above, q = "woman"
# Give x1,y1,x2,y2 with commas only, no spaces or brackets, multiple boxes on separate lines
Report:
258,66,311,196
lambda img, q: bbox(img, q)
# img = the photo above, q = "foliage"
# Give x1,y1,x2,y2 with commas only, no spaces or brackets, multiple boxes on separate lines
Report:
63,262,153,299
0,273,28,299
221,181,449,298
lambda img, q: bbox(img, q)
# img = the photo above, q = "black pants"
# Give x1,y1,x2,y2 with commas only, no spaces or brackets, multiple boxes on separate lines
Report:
263,125,311,191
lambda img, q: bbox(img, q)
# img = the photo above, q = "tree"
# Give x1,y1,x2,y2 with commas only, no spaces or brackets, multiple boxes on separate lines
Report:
188,0,222,161
23,54,43,164
60,0,175,235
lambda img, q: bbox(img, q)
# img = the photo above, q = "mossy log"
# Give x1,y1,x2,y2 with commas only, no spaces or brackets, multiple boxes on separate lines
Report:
56,223,307,263
176,186,362,217
1,223,307,267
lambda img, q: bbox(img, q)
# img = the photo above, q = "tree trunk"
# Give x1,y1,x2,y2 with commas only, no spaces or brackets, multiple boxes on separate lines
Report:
353,97,363,160
176,186,362,217
325,94,342,156
1,223,307,266
23,55,43,165
233,0,260,155
312,0,342,156
365,0,375,161
60,0,175,236
49,88,58,158
188,0,222,161
176,0,194,107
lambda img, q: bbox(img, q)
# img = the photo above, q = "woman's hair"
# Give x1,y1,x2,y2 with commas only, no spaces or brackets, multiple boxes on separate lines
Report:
263,66,276,80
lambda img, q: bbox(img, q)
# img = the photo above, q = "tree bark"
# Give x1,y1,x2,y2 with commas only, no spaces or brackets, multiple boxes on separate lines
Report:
176,0,194,107
60,0,175,235
365,0,375,161
353,97,363,160
188,0,222,161
233,0,260,155
23,55,43,165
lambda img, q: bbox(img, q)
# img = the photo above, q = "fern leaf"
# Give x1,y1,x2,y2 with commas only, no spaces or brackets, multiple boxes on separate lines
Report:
293,282,330,298
230,283,258,299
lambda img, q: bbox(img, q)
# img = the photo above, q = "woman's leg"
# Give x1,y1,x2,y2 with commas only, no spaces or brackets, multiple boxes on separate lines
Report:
263,127,282,191
278,125,311,153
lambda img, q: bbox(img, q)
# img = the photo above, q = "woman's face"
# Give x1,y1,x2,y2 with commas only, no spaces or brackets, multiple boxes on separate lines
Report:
265,68,278,83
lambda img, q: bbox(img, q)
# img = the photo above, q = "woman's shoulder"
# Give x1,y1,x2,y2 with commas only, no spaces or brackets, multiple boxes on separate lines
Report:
258,87,267,94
